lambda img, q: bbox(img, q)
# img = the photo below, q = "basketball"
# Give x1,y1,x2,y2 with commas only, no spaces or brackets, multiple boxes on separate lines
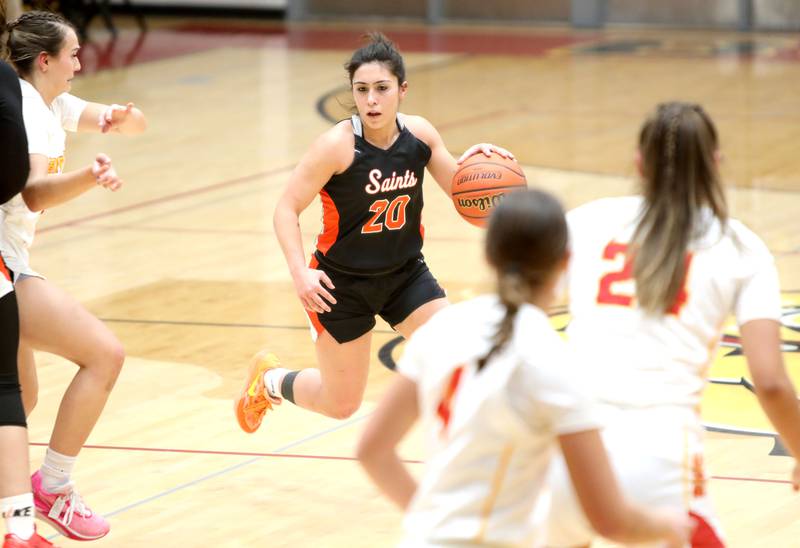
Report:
451,152,527,227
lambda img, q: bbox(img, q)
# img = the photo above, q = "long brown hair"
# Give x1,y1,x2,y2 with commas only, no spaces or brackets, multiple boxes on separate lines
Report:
633,102,727,314
478,189,568,370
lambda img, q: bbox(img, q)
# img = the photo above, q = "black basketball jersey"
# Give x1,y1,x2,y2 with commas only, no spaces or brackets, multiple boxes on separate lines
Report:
314,114,432,275
0,61,29,204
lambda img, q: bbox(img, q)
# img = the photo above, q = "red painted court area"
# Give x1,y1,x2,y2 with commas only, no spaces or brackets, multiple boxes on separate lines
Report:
76,21,800,74
77,24,595,73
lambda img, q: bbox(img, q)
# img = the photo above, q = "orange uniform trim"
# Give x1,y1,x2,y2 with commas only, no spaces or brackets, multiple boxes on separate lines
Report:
316,189,339,255
689,510,725,547
0,256,11,283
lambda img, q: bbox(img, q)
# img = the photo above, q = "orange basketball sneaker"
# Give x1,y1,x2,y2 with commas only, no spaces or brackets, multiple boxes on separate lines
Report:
235,350,281,433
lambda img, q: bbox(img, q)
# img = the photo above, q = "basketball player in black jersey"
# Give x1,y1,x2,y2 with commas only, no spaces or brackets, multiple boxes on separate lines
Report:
235,33,513,431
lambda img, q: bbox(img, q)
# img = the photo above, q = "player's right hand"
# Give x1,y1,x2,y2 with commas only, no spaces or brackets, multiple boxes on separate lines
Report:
92,153,123,191
293,267,337,314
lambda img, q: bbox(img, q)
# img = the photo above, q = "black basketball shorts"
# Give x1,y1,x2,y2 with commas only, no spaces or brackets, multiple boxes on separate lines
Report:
305,255,446,344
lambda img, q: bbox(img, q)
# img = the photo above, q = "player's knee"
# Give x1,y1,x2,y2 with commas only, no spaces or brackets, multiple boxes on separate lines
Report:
327,400,360,420
97,340,126,389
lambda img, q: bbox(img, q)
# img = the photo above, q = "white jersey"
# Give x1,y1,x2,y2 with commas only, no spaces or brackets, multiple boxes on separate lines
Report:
0,79,86,273
397,295,599,547
566,196,781,409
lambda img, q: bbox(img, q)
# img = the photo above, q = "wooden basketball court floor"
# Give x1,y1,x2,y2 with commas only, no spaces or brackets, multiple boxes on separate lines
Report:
20,16,800,546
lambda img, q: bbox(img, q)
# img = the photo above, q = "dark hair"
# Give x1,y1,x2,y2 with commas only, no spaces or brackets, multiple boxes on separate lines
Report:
477,189,568,370
344,32,406,85
633,102,727,314
0,4,7,60
3,11,76,76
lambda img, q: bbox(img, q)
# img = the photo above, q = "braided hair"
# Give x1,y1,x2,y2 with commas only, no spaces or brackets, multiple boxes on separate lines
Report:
3,10,75,76
632,102,727,314
477,189,568,370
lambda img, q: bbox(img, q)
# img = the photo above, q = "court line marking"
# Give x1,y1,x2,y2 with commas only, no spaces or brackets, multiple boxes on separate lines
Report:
70,413,368,525
29,441,422,463
37,164,295,236
30,440,788,486
98,317,398,335
65,223,485,244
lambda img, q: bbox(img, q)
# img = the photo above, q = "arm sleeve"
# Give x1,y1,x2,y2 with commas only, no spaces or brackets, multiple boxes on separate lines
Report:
735,251,782,325
0,61,29,204
21,92,48,156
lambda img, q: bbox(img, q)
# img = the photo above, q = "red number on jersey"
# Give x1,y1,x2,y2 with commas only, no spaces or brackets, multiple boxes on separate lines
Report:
596,242,634,307
436,365,465,435
361,195,410,234
596,241,693,316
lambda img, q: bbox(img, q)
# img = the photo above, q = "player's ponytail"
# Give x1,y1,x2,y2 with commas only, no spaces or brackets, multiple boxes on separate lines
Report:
633,102,727,314
478,189,567,371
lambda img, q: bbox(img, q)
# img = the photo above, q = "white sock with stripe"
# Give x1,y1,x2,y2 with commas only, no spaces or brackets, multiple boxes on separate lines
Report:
264,368,289,399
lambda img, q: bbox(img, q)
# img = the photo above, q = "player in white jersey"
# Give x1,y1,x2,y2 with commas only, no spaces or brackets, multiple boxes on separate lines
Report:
357,190,690,547
543,102,800,547
2,11,146,542
0,52,57,547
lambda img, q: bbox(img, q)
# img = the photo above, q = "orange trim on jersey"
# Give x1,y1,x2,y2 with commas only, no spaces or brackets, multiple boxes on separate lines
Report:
0,257,10,283
692,453,706,498
689,511,725,547
475,443,515,543
419,221,425,241
436,365,464,436
305,256,326,338
316,189,339,255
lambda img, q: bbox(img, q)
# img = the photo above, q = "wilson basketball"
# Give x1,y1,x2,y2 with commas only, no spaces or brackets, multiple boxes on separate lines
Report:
451,152,527,227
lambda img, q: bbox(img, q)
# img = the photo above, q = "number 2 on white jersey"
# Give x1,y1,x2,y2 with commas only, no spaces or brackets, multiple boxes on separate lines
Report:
596,241,693,315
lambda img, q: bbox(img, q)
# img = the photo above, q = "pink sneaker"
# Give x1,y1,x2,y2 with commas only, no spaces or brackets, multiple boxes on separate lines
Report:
31,471,109,541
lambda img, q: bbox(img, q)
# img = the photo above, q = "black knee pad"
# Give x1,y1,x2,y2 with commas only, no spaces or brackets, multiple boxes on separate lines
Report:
0,292,26,427
0,389,26,427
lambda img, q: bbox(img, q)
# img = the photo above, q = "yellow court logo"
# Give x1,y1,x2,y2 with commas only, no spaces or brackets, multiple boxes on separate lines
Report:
378,293,800,455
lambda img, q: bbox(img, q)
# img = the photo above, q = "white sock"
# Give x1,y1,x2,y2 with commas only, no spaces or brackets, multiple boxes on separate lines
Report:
1,493,34,540
40,448,77,493
264,368,289,399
